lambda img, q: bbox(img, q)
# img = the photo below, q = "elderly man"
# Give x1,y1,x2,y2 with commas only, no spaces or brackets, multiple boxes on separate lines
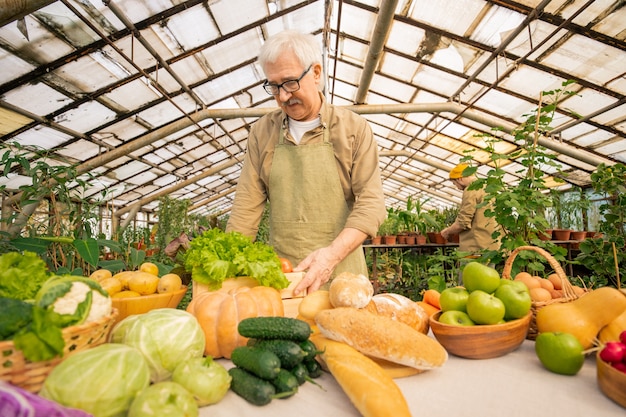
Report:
226,30,386,295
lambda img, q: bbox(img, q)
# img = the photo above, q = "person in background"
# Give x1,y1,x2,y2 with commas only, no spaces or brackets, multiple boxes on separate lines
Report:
226,30,386,295
440,163,501,269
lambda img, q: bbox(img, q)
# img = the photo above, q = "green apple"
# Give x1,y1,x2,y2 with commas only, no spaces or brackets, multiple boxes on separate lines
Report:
535,332,585,375
497,278,528,292
438,310,475,326
466,290,506,325
439,287,470,312
494,281,532,320
463,262,501,293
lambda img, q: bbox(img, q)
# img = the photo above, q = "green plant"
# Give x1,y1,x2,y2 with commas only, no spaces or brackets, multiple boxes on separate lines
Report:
378,207,401,236
462,82,576,269
397,196,438,236
556,187,592,231
0,142,123,275
575,162,626,288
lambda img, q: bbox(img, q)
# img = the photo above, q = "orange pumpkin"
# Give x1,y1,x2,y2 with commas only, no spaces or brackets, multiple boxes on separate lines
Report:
186,285,284,359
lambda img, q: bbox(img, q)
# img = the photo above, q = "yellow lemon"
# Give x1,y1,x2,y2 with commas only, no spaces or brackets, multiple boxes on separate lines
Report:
128,271,160,295
139,262,159,276
157,273,183,294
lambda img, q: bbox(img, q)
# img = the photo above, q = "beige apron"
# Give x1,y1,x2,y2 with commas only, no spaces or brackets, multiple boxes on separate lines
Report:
268,117,367,284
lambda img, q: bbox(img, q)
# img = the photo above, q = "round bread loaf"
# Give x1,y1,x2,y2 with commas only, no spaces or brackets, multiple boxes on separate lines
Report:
372,293,429,334
328,272,374,309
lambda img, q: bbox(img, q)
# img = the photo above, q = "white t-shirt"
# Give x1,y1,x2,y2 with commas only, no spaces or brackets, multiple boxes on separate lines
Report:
289,117,321,144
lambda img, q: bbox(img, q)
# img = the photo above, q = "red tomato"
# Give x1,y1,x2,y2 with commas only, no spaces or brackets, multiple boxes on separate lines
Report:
280,257,293,273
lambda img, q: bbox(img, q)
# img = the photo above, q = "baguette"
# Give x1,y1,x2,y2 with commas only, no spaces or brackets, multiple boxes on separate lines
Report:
315,307,447,370
310,333,412,417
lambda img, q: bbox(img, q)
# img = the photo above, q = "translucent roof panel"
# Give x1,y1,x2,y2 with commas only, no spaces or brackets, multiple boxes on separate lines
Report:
0,0,623,222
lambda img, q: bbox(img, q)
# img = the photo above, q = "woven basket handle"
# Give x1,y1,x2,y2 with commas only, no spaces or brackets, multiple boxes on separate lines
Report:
501,245,577,300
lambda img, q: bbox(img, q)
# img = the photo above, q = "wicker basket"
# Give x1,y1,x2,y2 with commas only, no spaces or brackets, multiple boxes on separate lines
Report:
0,308,118,393
502,246,581,340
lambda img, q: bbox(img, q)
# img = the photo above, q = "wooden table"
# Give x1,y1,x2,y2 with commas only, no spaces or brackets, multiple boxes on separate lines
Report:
201,338,624,417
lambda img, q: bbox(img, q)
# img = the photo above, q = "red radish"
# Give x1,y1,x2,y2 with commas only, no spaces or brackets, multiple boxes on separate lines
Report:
613,361,626,373
599,342,626,363
620,330,626,345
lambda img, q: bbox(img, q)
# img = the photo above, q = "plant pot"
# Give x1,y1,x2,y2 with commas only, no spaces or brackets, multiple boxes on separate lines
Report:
570,231,587,240
552,229,571,241
537,229,553,241
447,233,460,243
405,235,416,245
397,235,407,244
415,234,427,245
383,235,397,245
371,236,382,245
426,232,446,244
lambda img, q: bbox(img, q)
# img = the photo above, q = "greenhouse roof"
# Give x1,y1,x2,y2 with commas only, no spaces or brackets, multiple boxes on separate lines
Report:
0,0,625,222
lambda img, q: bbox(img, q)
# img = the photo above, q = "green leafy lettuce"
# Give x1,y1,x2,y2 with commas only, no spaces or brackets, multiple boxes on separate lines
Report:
183,229,289,291
0,251,50,300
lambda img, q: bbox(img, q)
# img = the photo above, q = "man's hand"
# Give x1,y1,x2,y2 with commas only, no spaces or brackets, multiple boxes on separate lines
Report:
292,246,340,295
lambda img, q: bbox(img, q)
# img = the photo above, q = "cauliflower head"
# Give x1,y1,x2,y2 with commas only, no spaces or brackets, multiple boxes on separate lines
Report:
36,276,112,327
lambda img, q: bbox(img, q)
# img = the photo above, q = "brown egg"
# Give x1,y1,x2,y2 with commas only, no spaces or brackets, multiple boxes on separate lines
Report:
547,273,562,290
539,278,554,292
515,274,541,290
529,287,552,302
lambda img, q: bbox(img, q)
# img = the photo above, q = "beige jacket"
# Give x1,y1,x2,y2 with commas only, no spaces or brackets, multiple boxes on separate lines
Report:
226,98,386,239
457,187,501,252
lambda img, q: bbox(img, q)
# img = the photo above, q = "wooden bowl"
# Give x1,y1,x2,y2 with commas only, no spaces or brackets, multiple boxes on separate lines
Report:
597,353,626,408
111,286,188,324
429,311,531,359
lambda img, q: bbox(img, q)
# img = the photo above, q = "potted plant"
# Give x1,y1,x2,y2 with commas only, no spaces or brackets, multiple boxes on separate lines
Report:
462,82,575,272
398,196,438,244
379,207,401,245
575,162,626,288
560,187,591,241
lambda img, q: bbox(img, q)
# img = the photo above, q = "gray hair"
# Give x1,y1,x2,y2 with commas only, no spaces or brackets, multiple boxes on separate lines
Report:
258,30,324,91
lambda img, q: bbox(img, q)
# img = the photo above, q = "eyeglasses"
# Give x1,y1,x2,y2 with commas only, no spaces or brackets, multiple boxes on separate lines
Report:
263,65,312,95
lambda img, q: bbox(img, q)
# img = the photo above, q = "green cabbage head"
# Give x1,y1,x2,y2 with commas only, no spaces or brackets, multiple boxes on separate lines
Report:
39,343,150,417
110,308,205,382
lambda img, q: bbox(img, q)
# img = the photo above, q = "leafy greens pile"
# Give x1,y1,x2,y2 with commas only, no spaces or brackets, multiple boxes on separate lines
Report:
183,229,289,291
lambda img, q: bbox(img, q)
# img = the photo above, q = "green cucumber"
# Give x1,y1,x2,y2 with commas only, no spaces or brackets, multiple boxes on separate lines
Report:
228,367,276,406
305,358,323,378
290,362,309,385
270,368,299,398
238,316,312,342
248,338,307,369
299,339,322,361
230,346,281,380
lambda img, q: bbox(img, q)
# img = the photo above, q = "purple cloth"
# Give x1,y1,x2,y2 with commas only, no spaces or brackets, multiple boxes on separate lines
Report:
0,381,93,417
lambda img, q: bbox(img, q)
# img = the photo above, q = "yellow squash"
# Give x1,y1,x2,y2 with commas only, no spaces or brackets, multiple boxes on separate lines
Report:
599,307,626,343
535,286,626,349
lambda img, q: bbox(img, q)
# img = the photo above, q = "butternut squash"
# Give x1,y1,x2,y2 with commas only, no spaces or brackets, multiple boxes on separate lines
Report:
599,307,626,343
535,286,626,349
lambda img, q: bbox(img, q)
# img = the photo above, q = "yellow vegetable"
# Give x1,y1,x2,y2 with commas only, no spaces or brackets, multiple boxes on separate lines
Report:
535,286,626,349
139,262,159,276
599,307,626,343
99,277,123,296
89,269,112,282
128,272,159,295
157,273,182,294
112,271,136,290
